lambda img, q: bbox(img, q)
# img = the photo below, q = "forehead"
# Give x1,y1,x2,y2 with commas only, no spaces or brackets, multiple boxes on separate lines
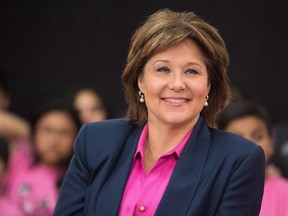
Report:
146,40,205,64
37,111,73,126
75,90,100,102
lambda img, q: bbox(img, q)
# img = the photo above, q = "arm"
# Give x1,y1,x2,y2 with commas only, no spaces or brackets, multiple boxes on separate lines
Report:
0,110,31,141
215,145,265,216
53,124,90,216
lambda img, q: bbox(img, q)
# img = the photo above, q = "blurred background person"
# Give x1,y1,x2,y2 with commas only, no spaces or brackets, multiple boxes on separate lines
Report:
1,102,80,216
72,87,107,124
216,99,288,216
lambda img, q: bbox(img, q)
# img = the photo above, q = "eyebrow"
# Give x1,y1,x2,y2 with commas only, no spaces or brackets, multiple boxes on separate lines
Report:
153,60,203,68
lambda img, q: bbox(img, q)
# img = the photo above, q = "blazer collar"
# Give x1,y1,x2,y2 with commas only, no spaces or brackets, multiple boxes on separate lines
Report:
94,123,144,215
155,116,211,216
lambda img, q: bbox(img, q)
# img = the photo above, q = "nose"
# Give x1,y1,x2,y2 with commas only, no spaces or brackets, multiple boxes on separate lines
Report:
168,73,186,92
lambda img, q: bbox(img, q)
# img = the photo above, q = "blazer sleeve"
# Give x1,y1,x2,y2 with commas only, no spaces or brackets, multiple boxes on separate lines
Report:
215,145,265,216
53,124,90,216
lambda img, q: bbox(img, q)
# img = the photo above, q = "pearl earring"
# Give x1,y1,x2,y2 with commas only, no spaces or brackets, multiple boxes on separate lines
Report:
139,91,145,103
204,95,209,107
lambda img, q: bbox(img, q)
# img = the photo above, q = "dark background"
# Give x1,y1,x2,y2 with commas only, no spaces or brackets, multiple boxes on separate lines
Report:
1,1,288,124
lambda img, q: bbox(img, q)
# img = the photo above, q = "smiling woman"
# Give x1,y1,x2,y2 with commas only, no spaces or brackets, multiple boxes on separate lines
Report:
138,40,209,133
54,8,265,216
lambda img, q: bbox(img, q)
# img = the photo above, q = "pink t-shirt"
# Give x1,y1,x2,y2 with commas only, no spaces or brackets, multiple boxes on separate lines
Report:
119,124,192,216
0,141,63,216
259,175,288,216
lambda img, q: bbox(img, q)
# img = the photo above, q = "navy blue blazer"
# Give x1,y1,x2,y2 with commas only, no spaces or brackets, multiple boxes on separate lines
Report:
54,116,265,216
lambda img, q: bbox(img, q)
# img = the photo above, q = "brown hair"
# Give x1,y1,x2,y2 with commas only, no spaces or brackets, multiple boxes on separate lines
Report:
121,8,231,126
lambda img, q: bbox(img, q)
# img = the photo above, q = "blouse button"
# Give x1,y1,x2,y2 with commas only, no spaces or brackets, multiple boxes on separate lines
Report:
138,205,146,212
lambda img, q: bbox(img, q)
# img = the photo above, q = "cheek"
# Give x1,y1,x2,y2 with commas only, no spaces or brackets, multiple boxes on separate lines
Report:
143,79,164,96
260,139,273,153
190,82,209,97
60,137,74,151
34,134,45,151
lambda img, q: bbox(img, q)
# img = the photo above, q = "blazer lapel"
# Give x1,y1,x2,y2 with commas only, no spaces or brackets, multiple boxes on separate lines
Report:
156,116,211,216
94,124,144,216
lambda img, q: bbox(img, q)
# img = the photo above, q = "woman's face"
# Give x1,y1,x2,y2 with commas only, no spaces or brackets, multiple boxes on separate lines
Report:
74,90,106,124
138,39,210,128
225,115,274,162
33,111,78,167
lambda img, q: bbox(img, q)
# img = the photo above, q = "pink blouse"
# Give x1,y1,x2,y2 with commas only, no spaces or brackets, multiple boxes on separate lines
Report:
119,124,192,216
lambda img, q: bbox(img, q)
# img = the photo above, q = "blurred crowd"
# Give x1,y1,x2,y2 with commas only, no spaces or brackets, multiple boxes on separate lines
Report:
0,69,288,216
0,71,108,215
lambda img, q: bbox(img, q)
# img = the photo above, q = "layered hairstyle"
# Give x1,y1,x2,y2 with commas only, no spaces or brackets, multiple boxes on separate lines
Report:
122,8,230,126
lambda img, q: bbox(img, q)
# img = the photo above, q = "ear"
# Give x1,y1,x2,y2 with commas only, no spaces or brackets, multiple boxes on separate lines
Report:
138,74,144,93
207,83,211,96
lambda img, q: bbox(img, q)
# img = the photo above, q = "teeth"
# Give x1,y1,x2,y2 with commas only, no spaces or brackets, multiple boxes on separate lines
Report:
165,98,187,103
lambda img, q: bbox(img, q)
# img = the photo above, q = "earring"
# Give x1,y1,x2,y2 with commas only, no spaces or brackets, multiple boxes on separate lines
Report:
204,95,209,107
139,91,145,103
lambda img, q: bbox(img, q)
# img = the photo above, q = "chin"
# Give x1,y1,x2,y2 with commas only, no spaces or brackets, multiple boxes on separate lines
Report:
165,118,191,126
168,115,199,126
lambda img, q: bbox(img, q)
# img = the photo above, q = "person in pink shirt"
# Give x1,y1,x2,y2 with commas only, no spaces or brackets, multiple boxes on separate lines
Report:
54,9,265,215
216,99,288,216
0,103,80,216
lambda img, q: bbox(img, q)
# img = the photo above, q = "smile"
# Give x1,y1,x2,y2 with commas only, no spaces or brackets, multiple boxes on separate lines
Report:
162,98,190,103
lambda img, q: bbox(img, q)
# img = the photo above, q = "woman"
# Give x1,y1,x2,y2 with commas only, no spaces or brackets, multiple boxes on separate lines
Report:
216,99,288,216
54,9,265,215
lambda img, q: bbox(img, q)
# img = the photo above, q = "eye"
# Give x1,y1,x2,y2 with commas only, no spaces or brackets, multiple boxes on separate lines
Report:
252,133,264,142
185,69,199,75
157,66,170,73
60,130,70,138
39,127,52,135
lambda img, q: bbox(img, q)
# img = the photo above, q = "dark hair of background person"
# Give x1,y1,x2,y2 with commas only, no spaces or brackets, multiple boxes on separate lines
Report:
30,100,81,135
0,69,10,110
121,8,231,127
0,70,9,96
216,99,272,135
0,136,10,167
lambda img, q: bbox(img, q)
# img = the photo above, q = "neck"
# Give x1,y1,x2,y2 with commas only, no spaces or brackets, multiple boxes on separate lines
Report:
146,119,195,155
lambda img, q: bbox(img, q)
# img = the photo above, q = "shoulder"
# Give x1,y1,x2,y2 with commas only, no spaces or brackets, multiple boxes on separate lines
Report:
195,116,262,159
74,119,141,162
79,118,137,141
206,128,265,169
209,127,263,155
86,118,135,130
